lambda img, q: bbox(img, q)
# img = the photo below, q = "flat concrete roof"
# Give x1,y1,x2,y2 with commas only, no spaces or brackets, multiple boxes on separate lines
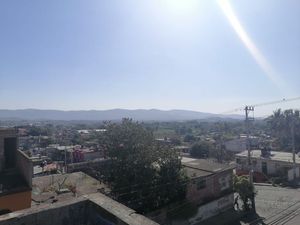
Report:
0,194,159,225
236,150,300,164
1,172,159,225
184,166,213,178
182,157,233,178
32,172,110,208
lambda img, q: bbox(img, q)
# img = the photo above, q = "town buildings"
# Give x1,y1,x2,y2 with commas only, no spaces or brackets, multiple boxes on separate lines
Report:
0,128,158,225
44,144,103,164
224,135,259,154
182,157,234,207
0,128,33,213
236,149,300,181
150,157,235,224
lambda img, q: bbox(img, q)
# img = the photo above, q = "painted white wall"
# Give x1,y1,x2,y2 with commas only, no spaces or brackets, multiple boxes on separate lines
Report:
288,167,300,181
187,193,234,224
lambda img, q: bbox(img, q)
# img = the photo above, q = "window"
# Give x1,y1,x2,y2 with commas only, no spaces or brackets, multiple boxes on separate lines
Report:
236,158,241,164
197,178,206,190
219,176,230,191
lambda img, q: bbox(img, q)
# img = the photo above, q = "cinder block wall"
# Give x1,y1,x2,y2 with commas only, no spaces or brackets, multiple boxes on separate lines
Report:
16,150,33,187
0,199,89,225
0,192,160,225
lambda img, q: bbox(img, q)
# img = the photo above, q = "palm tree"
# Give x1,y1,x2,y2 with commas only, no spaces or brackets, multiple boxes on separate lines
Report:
267,109,300,151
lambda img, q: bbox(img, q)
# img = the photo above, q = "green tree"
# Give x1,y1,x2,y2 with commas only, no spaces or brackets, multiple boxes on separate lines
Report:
267,109,300,151
183,134,196,143
233,175,255,211
190,141,211,158
101,119,187,213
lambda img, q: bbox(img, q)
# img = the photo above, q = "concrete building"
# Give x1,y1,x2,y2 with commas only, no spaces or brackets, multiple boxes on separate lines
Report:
0,128,33,213
148,158,235,224
72,148,102,163
182,157,234,206
235,149,300,181
0,172,158,225
45,145,103,164
224,135,259,153
174,146,191,156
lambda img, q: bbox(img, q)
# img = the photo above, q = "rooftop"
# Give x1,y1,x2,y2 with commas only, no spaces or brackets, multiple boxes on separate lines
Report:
184,166,213,178
0,172,158,225
236,150,300,164
31,172,110,208
181,157,233,178
33,163,58,175
0,194,158,225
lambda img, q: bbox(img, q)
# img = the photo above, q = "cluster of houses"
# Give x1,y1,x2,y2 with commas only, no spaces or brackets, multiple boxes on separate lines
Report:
1,128,299,224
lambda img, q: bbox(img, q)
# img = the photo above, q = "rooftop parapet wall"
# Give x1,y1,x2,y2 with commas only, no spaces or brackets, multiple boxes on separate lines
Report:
0,128,17,137
16,150,33,188
0,198,88,225
88,193,159,225
0,194,159,225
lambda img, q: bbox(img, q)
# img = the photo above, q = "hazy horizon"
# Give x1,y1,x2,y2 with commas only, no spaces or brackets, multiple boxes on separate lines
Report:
0,107,298,119
1,0,299,116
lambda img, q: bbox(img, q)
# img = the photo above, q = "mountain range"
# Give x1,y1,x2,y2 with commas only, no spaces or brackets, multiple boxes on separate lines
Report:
0,109,243,121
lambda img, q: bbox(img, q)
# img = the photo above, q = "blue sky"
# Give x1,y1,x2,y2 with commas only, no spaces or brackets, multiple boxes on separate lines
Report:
0,0,299,115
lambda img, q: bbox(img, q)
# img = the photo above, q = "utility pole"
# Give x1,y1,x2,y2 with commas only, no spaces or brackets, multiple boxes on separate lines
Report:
291,117,297,182
245,106,254,166
245,105,256,212
64,146,67,173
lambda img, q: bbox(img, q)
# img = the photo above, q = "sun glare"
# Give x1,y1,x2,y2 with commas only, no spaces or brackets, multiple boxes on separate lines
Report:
218,0,285,92
161,0,199,15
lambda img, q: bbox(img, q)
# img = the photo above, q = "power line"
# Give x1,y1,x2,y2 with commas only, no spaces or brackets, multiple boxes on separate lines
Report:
222,97,300,114
222,97,300,213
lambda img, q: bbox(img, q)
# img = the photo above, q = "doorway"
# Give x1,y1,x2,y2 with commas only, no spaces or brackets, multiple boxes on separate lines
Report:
262,161,268,175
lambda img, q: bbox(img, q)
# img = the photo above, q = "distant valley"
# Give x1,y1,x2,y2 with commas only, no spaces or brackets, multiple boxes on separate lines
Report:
0,109,244,121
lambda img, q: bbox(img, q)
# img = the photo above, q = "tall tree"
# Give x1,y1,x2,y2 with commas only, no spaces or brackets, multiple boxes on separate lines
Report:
267,109,300,151
101,119,187,213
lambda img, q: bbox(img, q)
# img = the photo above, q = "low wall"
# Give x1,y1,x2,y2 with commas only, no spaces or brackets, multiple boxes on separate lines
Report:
148,193,234,225
0,198,88,225
16,150,33,188
187,193,234,224
66,158,108,173
288,167,300,181
0,194,159,225
0,190,31,212
88,193,158,225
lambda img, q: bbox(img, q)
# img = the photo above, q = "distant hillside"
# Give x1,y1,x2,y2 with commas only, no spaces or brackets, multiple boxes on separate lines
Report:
0,109,243,121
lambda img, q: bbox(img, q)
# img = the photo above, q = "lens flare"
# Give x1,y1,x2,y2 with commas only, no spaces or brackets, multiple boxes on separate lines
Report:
218,0,285,91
